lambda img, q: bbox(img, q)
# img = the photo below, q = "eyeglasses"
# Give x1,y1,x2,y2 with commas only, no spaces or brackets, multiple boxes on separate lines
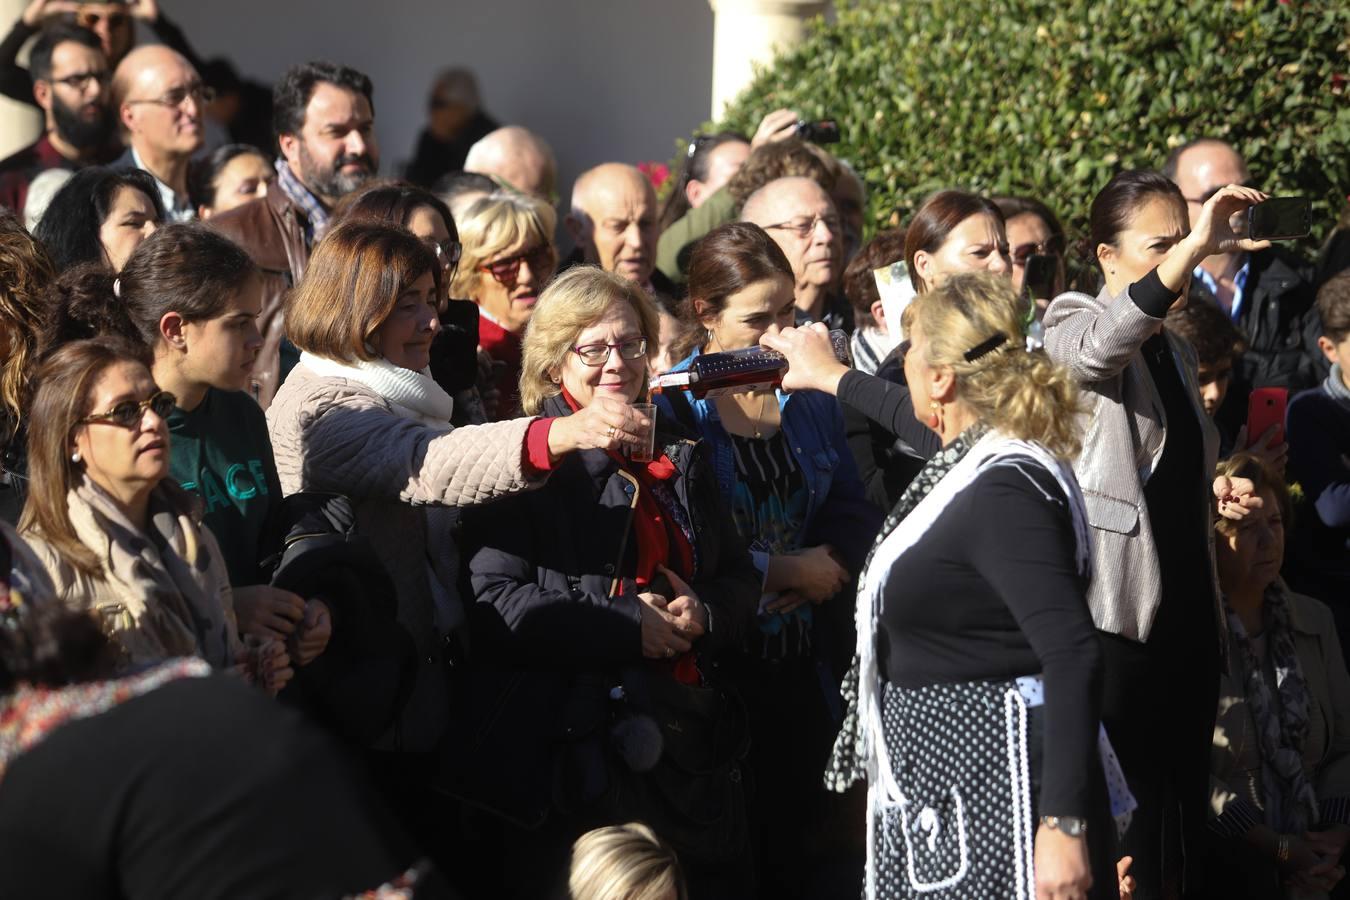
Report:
764,214,840,239
571,338,648,366
1010,236,1064,266
478,244,555,290
125,83,216,110
49,70,110,91
76,10,128,28
428,238,462,279
80,390,175,428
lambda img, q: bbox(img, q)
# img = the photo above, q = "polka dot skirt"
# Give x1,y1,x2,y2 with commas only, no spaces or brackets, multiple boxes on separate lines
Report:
873,680,1034,899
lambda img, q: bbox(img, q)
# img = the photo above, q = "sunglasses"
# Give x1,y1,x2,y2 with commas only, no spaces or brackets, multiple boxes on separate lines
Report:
571,338,648,367
429,237,462,279
125,83,216,110
76,10,128,28
1185,181,1255,205
81,390,175,428
1010,236,1064,266
478,245,554,290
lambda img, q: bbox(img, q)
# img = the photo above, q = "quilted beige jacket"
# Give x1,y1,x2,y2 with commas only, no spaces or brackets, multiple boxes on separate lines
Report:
267,363,543,751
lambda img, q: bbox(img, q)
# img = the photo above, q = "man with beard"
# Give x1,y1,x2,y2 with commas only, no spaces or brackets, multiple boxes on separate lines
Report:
211,61,378,407
110,44,204,222
0,24,116,217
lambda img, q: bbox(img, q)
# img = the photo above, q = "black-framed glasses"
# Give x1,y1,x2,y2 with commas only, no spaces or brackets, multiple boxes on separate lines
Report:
76,9,128,28
429,238,462,280
50,70,110,91
478,244,555,290
571,338,648,366
80,390,175,428
764,214,841,239
125,82,216,110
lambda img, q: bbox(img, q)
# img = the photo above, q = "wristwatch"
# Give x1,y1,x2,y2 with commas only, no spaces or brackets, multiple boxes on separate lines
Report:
1040,815,1089,837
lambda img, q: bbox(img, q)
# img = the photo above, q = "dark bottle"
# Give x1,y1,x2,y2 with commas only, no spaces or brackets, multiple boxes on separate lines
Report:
651,330,851,400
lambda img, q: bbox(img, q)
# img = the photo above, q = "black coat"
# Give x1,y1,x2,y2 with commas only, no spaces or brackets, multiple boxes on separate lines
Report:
444,394,759,826
1199,248,1329,433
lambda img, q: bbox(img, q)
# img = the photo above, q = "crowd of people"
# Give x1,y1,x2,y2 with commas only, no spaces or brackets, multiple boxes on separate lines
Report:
2,3,1350,899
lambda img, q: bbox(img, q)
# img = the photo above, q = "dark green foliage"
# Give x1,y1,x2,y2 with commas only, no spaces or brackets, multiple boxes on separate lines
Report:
703,0,1350,250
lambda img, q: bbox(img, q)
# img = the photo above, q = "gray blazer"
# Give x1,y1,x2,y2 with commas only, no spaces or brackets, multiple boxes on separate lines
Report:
1044,285,1220,643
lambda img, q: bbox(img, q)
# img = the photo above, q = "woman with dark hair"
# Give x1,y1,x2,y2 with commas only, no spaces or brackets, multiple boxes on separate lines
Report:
993,195,1067,302
657,221,881,898
33,165,164,271
0,520,443,899
188,143,273,220
0,212,54,523
904,188,1011,294
657,130,750,233
1043,169,1269,897
18,337,290,690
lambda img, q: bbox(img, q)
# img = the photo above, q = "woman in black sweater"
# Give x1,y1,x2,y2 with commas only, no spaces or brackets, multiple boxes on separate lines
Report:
766,273,1115,899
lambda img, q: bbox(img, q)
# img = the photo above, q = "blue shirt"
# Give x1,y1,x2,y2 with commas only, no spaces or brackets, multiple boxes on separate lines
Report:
1193,255,1251,320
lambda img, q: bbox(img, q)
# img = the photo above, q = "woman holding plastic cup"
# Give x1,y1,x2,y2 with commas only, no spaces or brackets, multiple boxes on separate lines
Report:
457,265,759,896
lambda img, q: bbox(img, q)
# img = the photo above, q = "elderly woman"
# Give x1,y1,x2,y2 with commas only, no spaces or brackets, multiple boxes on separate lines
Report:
1042,170,1269,897
766,272,1114,899
456,265,758,897
266,221,641,851
18,337,289,690
450,189,558,419
1207,455,1350,899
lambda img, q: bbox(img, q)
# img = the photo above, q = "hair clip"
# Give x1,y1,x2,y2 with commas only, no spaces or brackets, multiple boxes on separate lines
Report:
963,333,1007,362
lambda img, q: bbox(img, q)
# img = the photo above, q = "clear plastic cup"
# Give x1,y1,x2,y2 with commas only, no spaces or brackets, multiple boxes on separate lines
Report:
629,402,657,462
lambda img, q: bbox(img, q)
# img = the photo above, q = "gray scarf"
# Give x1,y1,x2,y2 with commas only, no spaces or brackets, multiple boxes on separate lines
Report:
1324,364,1350,404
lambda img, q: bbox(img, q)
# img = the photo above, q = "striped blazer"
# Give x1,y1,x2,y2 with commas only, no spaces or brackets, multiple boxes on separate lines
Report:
1044,285,1220,644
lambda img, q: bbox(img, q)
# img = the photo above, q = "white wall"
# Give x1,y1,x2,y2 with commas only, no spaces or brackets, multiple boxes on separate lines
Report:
159,0,715,202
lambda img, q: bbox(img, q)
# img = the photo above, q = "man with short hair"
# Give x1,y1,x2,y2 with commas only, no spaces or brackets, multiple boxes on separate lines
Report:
110,44,204,221
464,125,556,202
405,67,497,189
0,23,115,215
211,60,378,407
1165,137,1325,431
741,175,851,330
565,163,663,292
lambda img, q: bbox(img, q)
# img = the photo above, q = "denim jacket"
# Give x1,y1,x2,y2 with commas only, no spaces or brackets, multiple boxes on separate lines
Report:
654,349,881,580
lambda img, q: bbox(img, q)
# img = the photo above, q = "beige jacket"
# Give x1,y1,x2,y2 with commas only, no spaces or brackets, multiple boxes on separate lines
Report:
1211,588,1350,825
22,480,239,672
266,363,543,751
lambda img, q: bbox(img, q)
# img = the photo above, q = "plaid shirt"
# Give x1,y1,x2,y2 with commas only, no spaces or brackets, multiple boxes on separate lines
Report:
274,158,328,247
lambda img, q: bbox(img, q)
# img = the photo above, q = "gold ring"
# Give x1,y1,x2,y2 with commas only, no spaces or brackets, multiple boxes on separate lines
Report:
606,426,616,438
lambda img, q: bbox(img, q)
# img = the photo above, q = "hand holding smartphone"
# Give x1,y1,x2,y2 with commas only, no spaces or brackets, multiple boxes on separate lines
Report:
1245,387,1288,449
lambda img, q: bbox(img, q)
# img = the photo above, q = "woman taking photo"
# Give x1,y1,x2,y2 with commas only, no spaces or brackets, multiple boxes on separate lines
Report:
450,190,557,419
1207,454,1350,899
460,266,758,897
1042,170,1268,897
19,337,290,691
266,220,643,857
765,272,1115,899
657,222,880,898
33,166,163,272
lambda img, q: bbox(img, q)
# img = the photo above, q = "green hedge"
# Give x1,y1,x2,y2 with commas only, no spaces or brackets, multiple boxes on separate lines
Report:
706,0,1350,250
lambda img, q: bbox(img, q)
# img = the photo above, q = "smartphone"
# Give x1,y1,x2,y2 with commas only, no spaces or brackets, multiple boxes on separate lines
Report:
1245,386,1288,448
1248,197,1311,241
1023,253,1058,300
795,119,840,144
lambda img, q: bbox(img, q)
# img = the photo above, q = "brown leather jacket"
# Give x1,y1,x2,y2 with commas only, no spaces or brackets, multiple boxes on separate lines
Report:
209,187,311,408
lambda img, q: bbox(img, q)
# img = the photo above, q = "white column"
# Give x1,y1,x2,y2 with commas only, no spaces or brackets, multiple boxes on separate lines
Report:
707,0,830,120
0,0,42,164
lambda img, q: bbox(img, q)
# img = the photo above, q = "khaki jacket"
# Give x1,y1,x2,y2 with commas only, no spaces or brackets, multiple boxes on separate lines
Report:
210,187,310,408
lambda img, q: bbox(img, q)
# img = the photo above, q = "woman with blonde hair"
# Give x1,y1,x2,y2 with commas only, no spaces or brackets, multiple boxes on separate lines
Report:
765,272,1120,899
458,266,757,898
451,189,558,418
569,823,687,900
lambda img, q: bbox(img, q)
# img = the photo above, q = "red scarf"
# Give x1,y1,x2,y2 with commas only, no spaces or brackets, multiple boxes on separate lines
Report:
477,311,523,413
562,390,698,682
